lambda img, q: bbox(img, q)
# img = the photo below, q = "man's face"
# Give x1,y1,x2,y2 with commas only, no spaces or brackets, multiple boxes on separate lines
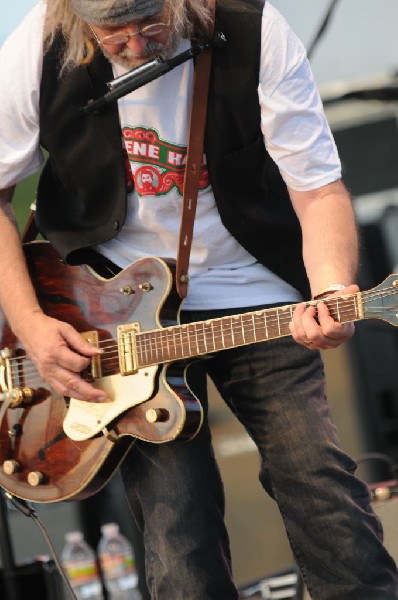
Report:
88,8,179,69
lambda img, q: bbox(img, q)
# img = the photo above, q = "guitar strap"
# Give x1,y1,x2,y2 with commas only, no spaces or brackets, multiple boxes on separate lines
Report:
176,1,216,299
21,0,217,295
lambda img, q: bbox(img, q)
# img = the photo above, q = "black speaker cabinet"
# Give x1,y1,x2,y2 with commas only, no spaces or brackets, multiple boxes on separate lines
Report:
0,559,64,600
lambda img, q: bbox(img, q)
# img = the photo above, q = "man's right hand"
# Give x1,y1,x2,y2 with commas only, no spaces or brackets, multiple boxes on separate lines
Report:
16,311,106,402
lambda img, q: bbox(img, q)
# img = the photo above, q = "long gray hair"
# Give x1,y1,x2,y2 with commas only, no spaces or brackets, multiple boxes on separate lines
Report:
44,0,212,74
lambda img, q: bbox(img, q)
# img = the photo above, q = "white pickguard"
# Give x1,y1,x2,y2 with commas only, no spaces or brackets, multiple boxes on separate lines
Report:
63,365,158,441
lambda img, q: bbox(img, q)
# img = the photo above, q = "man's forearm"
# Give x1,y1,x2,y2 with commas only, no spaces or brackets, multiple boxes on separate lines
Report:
289,179,359,297
0,188,43,337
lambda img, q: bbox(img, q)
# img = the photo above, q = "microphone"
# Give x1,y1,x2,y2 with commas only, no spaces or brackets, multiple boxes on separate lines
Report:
82,32,227,115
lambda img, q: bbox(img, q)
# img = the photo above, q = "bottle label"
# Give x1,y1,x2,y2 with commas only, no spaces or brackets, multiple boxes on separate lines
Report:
100,553,137,579
64,559,100,586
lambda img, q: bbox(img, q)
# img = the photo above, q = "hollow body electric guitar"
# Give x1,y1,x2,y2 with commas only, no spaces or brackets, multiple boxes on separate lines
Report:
1,242,398,503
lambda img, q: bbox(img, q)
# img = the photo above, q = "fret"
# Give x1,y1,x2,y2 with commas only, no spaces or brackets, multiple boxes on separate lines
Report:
201,322,209,353
210,320,216,351
178,326,184,357
240,316,247,344
163,328,175,362
139,332,148,364
237,315,247,345
220,319,226,349
194,323,207,355
170,327,178,360
199,322,209,354
354,294,361,320
230,317,235,346
194,324,199,355
150,331,157,363
149,331,156,363
156,330,163,362
183,324,192,356
210,320,219,350
253,311,264,341
276,311,282,337
225,316,232,348
335,298,341,322
263,311,269,340
165,327,171,359
249,313,259,343
203,320,215,353
262,309,277,339
187,323,194,355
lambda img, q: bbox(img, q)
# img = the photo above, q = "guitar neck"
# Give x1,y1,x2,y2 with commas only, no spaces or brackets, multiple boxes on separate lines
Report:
136,292,363,367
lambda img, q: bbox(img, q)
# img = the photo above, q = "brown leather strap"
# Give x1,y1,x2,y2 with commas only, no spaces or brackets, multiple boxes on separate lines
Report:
175,3,216,299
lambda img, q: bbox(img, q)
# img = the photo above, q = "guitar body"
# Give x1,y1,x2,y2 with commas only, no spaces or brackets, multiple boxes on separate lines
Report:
0,242,203,503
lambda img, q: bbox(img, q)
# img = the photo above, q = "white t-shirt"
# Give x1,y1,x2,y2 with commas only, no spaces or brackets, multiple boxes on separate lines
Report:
0,1,341,309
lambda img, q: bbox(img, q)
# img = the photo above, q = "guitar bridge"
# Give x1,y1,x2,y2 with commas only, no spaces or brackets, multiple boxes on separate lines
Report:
117,322,140,375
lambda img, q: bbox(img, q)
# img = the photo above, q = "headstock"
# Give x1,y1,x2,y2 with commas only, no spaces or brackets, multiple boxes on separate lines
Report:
361,274,398,327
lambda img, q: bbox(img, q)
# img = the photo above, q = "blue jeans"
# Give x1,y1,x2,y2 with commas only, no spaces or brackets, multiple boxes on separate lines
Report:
120,305,398,599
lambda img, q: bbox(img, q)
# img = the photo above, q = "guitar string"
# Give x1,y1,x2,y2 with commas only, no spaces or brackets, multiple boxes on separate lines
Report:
4,286,398,380
5,287,397,382
4,286,398,382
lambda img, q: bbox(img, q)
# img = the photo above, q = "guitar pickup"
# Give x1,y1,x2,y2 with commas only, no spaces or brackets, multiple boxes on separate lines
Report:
80,331,101,380
117,322,140,376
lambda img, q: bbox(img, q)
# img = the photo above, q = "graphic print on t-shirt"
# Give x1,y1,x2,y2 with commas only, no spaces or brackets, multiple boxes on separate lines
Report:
122,126,209,197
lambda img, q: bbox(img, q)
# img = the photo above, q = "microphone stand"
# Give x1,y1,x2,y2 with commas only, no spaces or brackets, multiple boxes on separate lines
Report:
82,32,226,114
307,0,341,60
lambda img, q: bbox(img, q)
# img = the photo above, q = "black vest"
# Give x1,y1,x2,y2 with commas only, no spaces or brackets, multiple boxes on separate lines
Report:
37,0,310,298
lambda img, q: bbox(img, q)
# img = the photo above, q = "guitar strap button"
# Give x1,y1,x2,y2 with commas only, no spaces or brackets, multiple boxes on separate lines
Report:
146,408,169,423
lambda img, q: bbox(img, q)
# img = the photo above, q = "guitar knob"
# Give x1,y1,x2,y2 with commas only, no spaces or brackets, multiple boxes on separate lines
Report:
145,408,169,423
2,460,21,475
27,471,45,486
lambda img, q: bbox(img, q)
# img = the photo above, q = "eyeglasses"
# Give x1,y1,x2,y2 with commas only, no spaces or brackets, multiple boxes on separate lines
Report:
90,22,169,47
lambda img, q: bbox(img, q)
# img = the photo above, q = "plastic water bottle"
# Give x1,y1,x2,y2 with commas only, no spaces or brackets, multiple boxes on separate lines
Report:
61,530,104,600
98,522,141,600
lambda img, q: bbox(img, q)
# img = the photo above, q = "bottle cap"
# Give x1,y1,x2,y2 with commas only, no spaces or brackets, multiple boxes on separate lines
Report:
65,531,84,543
101,522,120,537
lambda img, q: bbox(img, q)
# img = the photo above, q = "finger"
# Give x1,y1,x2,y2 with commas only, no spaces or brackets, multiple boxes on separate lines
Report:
298,304,322,344
47,367,107,402
60,323,104,357
49,345,92,374
289,302,308,340
289,304,319,347
316,302,356,341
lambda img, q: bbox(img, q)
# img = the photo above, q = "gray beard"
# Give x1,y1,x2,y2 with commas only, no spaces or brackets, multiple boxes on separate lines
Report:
106,33,181,71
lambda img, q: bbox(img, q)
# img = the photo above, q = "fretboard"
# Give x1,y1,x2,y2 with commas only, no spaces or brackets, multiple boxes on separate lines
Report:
135,293,362,368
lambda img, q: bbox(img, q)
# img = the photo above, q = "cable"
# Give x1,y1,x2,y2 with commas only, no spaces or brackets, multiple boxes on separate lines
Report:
307,0,342,60
5,492,78,600
355,452,398,479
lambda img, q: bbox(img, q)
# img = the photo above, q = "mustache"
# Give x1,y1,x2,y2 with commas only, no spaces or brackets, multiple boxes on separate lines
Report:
118,41,167,60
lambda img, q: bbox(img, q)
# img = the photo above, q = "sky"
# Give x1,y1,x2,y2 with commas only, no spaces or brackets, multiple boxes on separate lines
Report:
1,0,398,88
